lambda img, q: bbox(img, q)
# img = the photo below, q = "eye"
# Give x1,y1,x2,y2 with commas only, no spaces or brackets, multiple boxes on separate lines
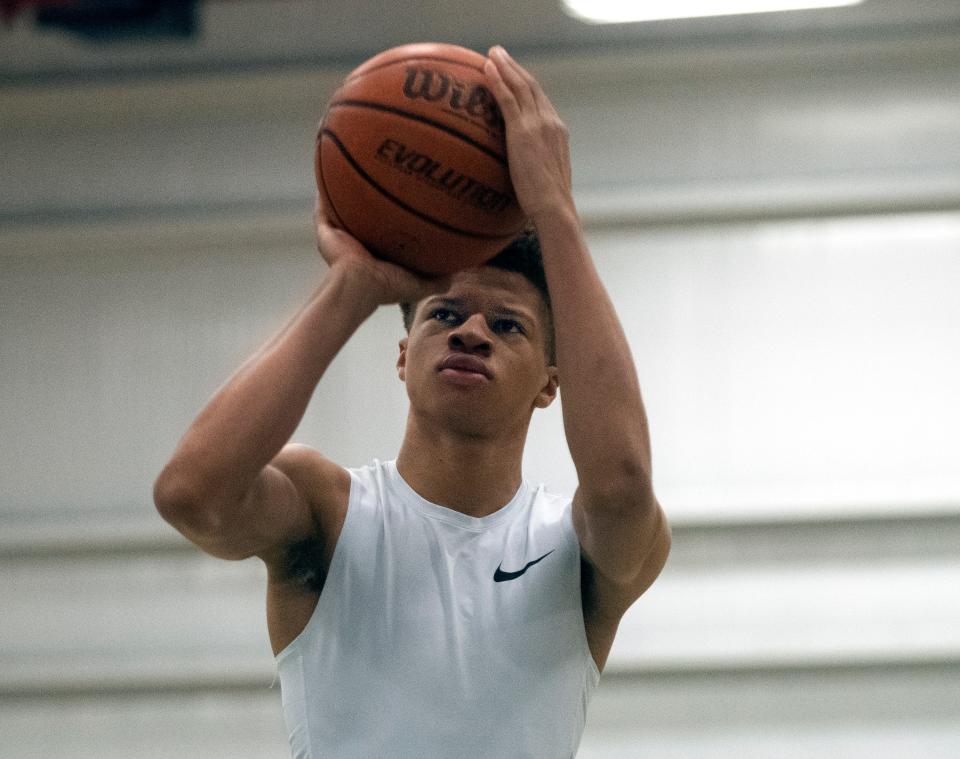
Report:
494,318,525,335
429,308,462,325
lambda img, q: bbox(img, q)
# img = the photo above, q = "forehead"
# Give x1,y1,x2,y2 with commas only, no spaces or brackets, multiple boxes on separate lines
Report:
421,267,545,317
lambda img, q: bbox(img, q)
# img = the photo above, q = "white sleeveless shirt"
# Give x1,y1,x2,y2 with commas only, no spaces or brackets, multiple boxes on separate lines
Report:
275,459,600,758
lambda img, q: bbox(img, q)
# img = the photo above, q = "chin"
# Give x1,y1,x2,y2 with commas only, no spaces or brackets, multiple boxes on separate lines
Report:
411,391,502,437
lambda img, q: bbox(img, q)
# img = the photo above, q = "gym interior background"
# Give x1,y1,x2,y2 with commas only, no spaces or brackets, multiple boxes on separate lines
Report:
2,1,959,756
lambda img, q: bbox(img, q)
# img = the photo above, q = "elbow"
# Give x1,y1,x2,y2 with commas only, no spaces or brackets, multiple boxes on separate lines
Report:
596,438,653,496
153,466,194,526
576,438,652,502
634,509,672,588
594,456,655,513
653,510,672,566
580,467,662,558
153,465,256,561
153,464,220,534
616,448,653,491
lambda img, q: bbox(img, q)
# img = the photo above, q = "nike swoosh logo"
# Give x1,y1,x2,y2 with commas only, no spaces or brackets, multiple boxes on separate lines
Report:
493,550,555,582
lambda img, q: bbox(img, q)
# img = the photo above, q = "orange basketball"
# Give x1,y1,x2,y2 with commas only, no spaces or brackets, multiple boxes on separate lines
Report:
316,43,527,275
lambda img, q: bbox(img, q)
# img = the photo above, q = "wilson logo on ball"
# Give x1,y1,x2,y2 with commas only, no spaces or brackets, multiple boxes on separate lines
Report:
402,67,504,133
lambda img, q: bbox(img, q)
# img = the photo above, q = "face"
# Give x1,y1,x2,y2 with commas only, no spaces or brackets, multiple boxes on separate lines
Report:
397,267,558,437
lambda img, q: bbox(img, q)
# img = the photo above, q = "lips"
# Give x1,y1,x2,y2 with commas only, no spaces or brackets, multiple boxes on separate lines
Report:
438,354,492,378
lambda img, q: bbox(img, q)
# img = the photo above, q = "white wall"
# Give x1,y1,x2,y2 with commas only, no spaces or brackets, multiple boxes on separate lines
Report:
2,32,959,759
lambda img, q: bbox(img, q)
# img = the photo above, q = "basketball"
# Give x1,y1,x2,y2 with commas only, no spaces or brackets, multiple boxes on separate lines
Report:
315,43,527,275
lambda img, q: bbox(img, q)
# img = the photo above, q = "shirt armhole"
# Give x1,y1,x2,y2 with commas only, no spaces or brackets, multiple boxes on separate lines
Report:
274,466,366,663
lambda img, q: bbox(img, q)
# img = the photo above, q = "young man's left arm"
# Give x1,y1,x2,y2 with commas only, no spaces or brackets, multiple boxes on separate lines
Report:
485,47,671,615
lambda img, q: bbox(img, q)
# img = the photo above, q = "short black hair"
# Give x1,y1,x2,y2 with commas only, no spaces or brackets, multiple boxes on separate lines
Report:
399,229,555,361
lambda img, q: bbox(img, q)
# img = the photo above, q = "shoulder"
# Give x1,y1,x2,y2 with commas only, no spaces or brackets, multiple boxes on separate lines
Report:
266,444,352,574
527,482,575,529
269,449,398,561
273,444,351,513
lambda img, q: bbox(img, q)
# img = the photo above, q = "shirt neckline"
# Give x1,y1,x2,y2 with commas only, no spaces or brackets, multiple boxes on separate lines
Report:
385,459,530,531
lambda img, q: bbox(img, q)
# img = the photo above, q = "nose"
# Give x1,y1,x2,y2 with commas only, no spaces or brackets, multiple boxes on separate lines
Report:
448,313,491,355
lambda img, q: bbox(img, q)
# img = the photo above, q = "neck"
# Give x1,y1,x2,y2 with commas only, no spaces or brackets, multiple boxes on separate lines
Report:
395,411,529,518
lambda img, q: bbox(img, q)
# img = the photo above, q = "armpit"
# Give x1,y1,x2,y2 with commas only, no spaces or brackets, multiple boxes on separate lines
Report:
281,536,328,594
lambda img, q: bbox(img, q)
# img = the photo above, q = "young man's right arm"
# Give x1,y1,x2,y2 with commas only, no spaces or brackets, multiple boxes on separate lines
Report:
152,198,447,566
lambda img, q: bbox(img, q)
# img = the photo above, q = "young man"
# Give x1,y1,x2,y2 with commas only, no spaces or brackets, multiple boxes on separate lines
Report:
154,46,670,757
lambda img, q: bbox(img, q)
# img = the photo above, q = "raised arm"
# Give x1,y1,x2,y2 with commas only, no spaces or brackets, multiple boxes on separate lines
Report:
153,198,449,566
485,47,670,615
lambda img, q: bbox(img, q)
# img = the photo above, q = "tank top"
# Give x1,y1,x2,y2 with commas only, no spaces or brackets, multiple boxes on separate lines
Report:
275,459,600,758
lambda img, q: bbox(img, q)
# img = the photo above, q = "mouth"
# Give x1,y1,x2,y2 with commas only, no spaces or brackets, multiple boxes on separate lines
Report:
437,354,492,382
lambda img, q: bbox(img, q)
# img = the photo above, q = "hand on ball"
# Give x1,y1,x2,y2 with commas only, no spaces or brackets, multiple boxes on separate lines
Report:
314,192,451,306
484,46,575,224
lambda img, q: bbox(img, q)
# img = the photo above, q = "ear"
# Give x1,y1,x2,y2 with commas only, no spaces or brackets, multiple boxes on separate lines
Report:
534,365,559,409
397,336,408,382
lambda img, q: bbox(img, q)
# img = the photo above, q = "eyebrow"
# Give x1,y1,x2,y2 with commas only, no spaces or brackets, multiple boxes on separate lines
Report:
424,297,537,323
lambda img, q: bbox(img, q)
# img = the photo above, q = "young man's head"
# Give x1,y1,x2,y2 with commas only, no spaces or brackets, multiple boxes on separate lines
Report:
396,230,558,438
400,229,555,362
